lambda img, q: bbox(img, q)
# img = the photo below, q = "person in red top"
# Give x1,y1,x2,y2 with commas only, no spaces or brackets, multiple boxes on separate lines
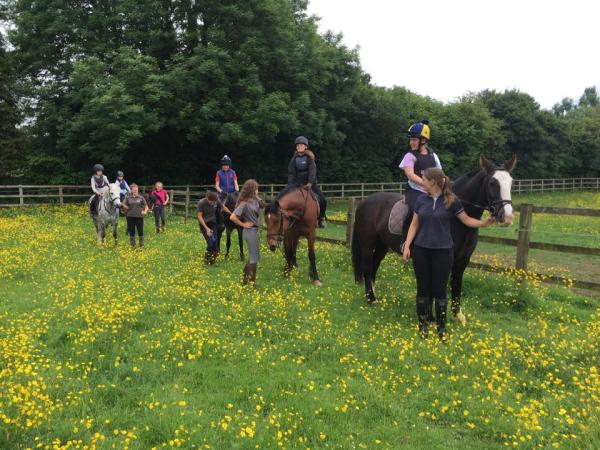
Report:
150,181,169,233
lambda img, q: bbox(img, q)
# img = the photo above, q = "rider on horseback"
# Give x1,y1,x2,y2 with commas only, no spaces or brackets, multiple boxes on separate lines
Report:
89,164,110,216
215,155,239,203
287,136,327,228
115,170,131,202
399,119,442,242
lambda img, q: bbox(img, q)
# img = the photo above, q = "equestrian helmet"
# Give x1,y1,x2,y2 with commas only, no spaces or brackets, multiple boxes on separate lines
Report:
295,136,309,147
221,155,232,166
407,119,430,140
116,170,124,177
93,164,104,172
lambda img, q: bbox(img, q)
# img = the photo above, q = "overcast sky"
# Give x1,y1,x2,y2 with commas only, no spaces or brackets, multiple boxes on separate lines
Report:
307,0,600,109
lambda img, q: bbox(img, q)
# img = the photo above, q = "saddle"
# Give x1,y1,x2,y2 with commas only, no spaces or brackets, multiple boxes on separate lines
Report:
388,198,408,235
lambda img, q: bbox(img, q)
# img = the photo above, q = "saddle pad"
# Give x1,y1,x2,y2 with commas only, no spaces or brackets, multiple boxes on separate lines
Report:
388,199,408,235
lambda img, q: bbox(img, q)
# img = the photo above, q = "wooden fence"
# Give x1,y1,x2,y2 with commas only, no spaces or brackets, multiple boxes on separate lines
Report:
1,177,599,207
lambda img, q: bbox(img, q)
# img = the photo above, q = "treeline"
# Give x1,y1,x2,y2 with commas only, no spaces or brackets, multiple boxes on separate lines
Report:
1,0,599,185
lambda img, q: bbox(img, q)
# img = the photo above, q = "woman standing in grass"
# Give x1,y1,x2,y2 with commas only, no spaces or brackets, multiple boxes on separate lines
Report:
122,183,149,248
150,181,169,233
229,180,265,286
403,168,493,340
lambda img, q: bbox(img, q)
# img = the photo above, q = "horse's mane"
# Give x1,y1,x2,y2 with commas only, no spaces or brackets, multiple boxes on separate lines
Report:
453,168,482,186
276,185,300,200
264,202,279,214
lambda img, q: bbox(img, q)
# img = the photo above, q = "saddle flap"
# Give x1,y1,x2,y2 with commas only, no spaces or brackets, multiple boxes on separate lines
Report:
388,199,408,235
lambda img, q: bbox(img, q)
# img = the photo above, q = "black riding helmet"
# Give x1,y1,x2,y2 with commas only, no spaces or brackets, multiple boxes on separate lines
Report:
116,170,124,177
221,155,232,166
93,164,104,173
295,136,309,147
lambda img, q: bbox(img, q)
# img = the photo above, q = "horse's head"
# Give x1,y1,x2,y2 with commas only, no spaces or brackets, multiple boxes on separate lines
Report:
265,201,283,251
108,183,122,208
480,154,517,226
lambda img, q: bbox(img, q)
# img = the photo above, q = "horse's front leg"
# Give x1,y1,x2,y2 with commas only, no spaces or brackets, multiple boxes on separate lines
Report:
283,235,295,277
450,257,469,325
238,226,244,261
112,220,118,246
225,226,232,257
307,231,321,286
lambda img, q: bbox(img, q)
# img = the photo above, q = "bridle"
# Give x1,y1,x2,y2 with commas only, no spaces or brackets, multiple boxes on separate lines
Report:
459,171,512,218
102,186,121,214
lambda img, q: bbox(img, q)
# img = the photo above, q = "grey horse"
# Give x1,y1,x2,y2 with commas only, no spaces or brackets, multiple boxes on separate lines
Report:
89,183,122,246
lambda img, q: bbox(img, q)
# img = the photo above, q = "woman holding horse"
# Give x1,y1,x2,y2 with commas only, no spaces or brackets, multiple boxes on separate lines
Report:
402,168,493,340
229,180,265,286
399,119,442,241
122,183,149,248
287,136,327,228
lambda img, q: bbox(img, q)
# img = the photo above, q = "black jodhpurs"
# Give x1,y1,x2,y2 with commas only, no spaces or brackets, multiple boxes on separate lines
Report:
126,217,144,238
412,245,453,300
402,186,423,238
199,221,220,252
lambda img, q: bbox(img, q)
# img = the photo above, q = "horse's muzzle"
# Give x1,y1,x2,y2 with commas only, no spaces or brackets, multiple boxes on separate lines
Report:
269,244,277,252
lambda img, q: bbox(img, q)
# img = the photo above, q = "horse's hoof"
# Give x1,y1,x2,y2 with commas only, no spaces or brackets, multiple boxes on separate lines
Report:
367,299,378,306
454,311,467,326
312,280,322,286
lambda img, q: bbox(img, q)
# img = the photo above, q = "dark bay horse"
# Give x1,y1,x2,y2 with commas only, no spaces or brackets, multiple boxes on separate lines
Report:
352,155,516,319
221,192,244,260
265,187,321,285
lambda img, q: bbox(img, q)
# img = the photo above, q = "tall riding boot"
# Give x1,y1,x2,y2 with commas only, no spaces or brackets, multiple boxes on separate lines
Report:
204,251,212,266
416,297,429,338
242,263,252,285
130,236,136,248
435,298,448,340
208,251,218,265
248,263,257,287
139,236,144,248
427,296,435,323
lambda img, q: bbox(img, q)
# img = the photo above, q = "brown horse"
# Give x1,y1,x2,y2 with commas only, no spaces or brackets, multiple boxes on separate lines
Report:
265,187,322,285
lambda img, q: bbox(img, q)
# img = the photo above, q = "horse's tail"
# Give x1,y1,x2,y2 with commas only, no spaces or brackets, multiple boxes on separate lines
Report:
351,219,363,283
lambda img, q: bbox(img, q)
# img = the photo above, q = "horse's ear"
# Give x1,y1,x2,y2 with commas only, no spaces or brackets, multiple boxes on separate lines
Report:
479,154,496,175
504,154,517,173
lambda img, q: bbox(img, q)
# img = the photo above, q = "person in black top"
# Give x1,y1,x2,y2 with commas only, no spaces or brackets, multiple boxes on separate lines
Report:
403,168,493,340
287,136,327,228
197,191,224,265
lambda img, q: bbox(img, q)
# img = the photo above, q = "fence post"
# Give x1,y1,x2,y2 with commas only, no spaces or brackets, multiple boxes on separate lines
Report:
270,184,274,202
169,189,174,215
184,186,190,223
515,204,533,272
361,183,364,200
18,185,24,206
345,197,356,248
341,184,345,198
59,185,64,205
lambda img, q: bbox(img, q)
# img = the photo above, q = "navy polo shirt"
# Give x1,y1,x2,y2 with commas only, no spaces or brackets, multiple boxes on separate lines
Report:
413,194,464,249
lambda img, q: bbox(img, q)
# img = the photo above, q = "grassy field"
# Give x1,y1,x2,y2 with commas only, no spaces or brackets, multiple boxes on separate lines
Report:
1,205,599,449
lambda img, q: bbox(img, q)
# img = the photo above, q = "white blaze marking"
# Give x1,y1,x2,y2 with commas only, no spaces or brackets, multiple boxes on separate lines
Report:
493,170,513,221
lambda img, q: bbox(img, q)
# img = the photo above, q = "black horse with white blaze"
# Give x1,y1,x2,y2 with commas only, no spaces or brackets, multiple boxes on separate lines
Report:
351,155,516,321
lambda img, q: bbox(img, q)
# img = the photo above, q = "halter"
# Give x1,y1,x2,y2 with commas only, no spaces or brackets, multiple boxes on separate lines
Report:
101,186,121,214
459,170,512,217
266,188,310,244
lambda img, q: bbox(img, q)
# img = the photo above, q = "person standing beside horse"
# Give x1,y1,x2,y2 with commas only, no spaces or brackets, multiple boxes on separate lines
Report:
402,168,493,340
399,119,442,243
150,181,169,233
215,155,239,203
287,136,327,228
229,180,265,287
197,191,224,265
122,183,149,248
115,170,131,202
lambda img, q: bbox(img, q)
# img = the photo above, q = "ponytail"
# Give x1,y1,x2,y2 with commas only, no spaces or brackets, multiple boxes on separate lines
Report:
442,175,455,208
